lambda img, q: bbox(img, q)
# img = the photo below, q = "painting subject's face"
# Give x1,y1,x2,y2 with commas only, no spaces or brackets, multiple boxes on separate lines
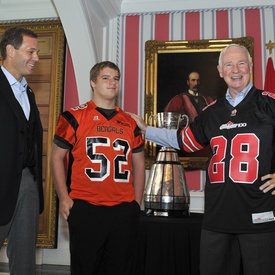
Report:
217,46,252,98
187,72,200,93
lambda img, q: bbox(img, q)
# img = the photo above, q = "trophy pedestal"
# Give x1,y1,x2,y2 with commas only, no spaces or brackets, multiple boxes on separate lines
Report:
144,125,190,217
144,209,190,217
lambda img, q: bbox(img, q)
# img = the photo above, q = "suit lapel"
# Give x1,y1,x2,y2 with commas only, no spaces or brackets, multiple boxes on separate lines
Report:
0,69,27,123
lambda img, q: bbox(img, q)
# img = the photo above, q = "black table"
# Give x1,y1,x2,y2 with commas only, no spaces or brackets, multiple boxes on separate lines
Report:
131,212,203,275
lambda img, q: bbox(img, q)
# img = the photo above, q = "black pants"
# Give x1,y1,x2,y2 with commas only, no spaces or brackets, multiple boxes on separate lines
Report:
200,229,275,275
68,200,140,275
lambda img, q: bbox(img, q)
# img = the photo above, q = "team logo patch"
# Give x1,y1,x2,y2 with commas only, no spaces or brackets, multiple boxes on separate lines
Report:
219,121,247,130
252,211,275,224
230,109,237,116
117,120,130,127
71,103,88,111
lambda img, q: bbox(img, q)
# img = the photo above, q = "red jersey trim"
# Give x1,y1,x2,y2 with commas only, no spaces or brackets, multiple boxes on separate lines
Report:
180,126,204,152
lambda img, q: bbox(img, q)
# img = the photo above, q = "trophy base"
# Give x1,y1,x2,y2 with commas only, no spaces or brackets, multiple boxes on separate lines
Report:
144,208,190,217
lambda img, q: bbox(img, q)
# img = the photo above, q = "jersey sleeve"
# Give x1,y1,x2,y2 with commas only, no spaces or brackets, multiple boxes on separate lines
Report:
132,125,144,153
261,91,275,122
177,106,212,152
132,123,144,151
177,125,205,152
54,111,79,147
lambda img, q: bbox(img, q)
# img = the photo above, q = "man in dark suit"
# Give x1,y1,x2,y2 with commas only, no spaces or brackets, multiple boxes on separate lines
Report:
0,26,43,275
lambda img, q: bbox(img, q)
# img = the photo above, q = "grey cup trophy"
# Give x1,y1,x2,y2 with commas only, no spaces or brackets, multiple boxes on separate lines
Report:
144,112,190,217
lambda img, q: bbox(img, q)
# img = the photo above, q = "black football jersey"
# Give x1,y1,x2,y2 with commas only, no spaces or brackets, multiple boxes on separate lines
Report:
178,86,275,233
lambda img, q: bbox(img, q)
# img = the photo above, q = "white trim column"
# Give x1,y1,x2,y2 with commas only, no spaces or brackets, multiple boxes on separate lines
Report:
52,0,96,104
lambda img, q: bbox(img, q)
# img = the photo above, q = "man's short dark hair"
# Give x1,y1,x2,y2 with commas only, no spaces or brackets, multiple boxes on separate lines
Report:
0,27,38,60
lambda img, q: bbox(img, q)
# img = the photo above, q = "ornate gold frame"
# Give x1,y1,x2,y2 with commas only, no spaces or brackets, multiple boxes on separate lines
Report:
144,37,254,170
0,20,65,248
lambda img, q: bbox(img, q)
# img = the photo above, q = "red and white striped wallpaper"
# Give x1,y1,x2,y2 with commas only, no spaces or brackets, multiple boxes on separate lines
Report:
118,6,275,115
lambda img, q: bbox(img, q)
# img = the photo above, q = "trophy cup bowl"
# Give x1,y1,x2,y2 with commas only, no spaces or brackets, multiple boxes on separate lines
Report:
148,112,189,130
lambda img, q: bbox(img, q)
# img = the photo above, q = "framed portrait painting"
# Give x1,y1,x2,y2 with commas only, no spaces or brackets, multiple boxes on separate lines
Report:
144,37,254,170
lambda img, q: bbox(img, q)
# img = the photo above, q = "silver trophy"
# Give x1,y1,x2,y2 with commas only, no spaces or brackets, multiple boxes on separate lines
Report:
144,112,190,217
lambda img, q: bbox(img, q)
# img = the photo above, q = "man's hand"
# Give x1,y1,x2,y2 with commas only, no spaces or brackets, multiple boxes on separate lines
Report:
129,113,148,134
260,173,275,195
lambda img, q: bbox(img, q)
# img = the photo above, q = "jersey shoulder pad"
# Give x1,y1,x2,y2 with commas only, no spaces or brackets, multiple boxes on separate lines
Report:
261,90,275,100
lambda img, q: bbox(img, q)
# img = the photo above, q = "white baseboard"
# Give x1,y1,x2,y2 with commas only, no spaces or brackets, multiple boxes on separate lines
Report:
190,190,205,213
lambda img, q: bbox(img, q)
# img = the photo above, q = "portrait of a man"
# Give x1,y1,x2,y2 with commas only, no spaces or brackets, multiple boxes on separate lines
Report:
164,71,214,123
157,51,228,158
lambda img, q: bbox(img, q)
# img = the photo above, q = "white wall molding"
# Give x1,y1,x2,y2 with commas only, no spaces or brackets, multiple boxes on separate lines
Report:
85,0,121,27
189,191,205,214
0,0,58,20
52,0,123,104
0,17,59,23
121,0,275,14
52,0,95,104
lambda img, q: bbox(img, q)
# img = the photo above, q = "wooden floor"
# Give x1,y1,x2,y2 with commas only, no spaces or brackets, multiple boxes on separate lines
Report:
0,263,70,274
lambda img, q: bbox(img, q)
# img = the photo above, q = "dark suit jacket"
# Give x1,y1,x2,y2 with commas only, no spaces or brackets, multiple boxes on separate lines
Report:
0,69,44,225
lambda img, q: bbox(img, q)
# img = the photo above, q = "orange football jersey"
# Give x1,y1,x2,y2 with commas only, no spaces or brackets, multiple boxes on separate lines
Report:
54,100,144,206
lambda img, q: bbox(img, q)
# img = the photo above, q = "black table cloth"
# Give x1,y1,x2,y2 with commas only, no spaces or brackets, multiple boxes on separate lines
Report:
131,212,203,275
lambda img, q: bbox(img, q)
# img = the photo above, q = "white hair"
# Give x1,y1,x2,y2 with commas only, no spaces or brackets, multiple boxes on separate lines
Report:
218,44,252,67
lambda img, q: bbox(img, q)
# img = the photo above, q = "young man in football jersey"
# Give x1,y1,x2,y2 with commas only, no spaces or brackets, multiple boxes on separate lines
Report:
130,44,275,275
50,61,145,275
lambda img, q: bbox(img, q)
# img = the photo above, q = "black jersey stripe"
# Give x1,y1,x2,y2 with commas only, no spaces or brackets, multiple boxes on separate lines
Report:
62,111,79,131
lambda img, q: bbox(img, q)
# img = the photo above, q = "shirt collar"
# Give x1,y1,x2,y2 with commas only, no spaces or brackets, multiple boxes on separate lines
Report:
1,66,28,90
188,89,198,96
225,82,253,107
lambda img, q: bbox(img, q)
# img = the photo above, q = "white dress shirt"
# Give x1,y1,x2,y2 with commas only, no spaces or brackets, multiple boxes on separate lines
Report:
1,66,30,120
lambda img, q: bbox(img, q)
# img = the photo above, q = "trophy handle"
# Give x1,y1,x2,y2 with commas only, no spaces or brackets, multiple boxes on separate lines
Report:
180,114,189,127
